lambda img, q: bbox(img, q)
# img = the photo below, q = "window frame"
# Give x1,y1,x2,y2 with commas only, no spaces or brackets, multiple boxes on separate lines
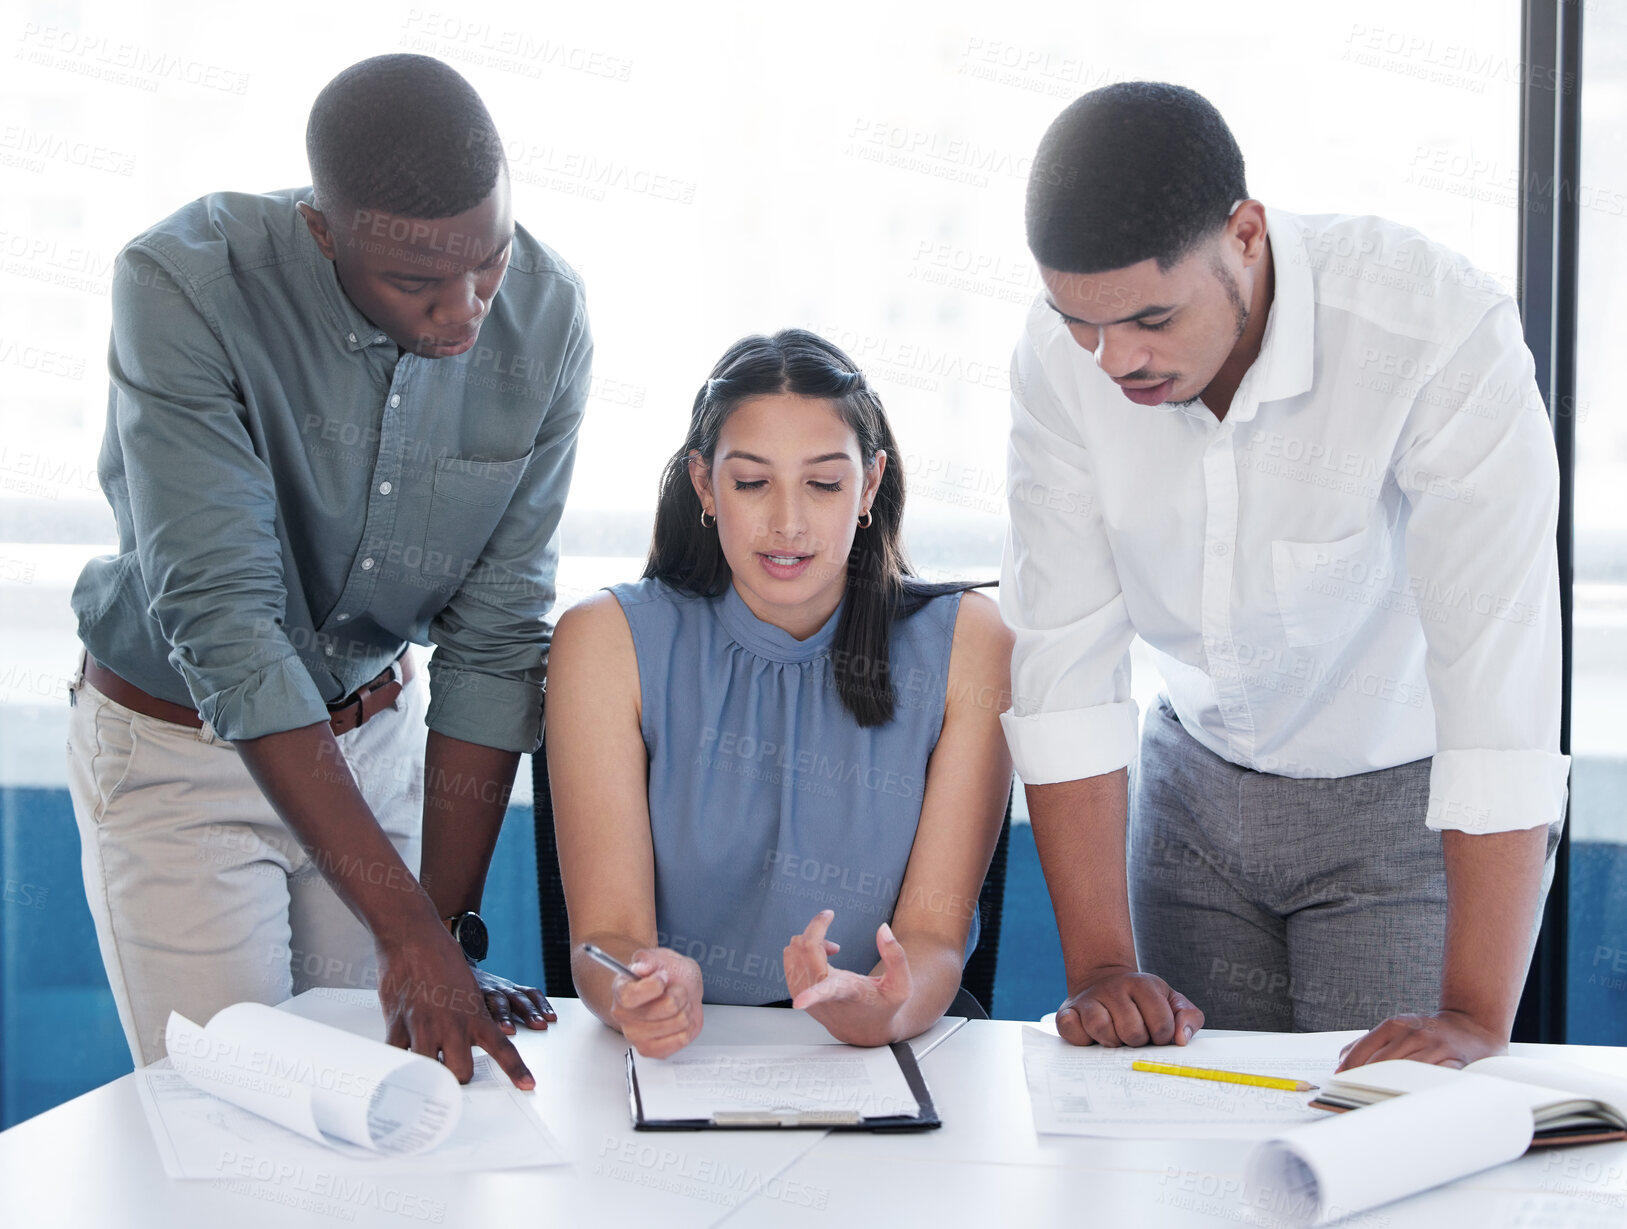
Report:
1513,0,1583,1044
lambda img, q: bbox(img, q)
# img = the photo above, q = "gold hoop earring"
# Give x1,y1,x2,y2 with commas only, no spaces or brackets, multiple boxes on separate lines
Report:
857,510,873,529
700,509,716,529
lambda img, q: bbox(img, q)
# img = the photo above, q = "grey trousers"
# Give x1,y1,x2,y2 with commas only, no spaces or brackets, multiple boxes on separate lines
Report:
1128,696,1557,1033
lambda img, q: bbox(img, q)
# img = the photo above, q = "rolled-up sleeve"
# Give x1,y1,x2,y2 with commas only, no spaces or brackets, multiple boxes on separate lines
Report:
1395,296,1569,833
110,247,330,739
425,296,593,753
998,317,1139,784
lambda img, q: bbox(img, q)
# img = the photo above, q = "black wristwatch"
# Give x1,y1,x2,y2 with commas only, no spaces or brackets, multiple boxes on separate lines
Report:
443,910,489,964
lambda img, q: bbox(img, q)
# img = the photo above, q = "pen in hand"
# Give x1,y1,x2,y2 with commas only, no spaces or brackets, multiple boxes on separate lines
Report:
589,942,706,1058
583,942,641,980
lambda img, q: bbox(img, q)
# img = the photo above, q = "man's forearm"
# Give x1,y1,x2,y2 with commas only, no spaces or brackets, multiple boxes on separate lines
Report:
1439,825,1550,1036
418,730,521,916
236,722,439,944
1026,769,1136,986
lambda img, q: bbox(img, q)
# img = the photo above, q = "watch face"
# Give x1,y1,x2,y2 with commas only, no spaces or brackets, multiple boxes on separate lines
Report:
454,912,489,962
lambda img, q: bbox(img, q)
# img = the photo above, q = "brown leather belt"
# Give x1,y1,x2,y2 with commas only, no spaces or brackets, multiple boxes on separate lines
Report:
82,652,413,737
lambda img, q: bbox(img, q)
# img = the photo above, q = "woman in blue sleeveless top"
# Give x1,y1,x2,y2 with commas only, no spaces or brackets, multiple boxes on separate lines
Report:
546,329,1013,1057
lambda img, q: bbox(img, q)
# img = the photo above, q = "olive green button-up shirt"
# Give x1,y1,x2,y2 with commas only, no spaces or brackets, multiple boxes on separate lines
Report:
73,187,591,751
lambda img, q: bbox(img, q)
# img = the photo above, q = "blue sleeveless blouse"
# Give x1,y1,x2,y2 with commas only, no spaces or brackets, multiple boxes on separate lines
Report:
608,576,968,1005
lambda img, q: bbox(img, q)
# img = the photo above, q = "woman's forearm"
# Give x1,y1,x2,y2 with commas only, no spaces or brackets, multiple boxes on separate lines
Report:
570,930,652,1030
874,932,966,1043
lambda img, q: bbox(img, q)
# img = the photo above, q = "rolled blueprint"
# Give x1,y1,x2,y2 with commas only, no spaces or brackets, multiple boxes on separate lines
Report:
1243,1075,1536,1227
165,1002,462,1155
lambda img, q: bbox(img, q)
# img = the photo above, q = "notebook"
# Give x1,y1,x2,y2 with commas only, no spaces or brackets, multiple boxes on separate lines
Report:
1245,1056,1627,1226
1311,1055,1627,1146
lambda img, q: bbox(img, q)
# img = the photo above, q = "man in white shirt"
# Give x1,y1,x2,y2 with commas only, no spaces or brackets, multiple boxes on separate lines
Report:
1002,82,1566,1070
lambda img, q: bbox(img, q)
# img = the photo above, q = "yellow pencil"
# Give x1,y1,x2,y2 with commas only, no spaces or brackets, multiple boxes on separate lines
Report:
1131,1060,1317,1093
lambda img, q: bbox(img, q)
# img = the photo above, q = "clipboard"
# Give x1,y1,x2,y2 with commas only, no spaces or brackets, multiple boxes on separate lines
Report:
626,1041,941,1132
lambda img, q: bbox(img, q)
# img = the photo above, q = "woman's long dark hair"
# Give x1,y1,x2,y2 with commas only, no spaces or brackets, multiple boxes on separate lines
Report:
645,328,979,727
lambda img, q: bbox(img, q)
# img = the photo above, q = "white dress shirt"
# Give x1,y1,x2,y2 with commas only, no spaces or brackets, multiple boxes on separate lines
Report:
999,207,1568,834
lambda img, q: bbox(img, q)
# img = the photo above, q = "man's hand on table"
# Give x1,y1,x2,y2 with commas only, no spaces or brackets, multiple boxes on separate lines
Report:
1334,827,1551,1071
472,967,557,1035
376,922,537,1089
1056,964,1205,1048
1336,1009,1507,1072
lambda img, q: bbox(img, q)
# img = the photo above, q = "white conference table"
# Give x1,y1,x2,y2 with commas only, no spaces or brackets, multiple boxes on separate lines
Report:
3,990,1626,1228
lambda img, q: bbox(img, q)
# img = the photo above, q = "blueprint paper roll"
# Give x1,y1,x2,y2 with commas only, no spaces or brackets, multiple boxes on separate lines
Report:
165,1002,462,1155
1243,1076,1534,1227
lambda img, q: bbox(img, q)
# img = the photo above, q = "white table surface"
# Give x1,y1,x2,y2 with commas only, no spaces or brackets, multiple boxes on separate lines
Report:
3,990,1625,1228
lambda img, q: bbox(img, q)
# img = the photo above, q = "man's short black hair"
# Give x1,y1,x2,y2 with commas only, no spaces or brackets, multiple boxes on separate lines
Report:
1026,82,1247,274
306,54,505,220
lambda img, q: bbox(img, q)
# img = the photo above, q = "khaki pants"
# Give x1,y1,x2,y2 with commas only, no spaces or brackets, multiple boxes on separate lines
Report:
65,657,427,1065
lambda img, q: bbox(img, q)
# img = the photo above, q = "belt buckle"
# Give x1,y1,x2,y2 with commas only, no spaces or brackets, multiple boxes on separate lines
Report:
331,657,405,734
331,691,364,733
355,659,403,727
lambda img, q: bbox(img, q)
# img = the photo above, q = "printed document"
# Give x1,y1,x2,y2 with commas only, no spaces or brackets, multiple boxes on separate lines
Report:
633,1044,920,1121
1021,1026,1344,1140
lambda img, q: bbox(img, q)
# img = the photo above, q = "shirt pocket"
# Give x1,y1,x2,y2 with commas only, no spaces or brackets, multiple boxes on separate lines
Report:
418,450,533,582
1270,523,1393,648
